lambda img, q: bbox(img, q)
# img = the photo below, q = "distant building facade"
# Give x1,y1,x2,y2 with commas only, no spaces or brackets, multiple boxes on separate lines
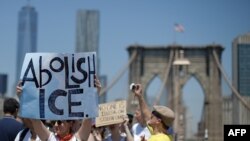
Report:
99,75,107,103
75,10,107,102
75,10,100,72
222,95,233,124
0,74,7,96
0,98,4,117
75,10,99,57
232,33,250,124
16,4,38,85
0,74,7,117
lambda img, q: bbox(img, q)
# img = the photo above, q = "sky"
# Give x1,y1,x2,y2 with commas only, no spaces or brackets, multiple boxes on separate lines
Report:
1,0,250,137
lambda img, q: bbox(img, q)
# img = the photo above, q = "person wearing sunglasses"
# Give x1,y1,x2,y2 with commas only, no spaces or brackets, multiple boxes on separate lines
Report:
17,74,102,141
132,83,175,141
44,120,78,140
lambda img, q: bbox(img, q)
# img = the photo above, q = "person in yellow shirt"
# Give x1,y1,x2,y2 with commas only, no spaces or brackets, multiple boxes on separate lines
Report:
132,83,175,141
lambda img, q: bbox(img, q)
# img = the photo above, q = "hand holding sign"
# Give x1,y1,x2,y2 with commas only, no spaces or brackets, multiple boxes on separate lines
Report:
94,74,102,95
16,81,23,97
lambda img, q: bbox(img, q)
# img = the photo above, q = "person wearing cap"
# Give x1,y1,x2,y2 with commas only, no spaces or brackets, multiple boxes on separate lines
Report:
132,83,175,141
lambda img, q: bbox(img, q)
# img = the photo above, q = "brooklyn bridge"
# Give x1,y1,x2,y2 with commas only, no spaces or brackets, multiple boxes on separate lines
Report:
0,44,249,141
98,44,250,141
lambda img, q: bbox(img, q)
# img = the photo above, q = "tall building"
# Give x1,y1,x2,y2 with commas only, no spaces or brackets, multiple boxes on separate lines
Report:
75,10,107,102
232,33,250,124
0,98,4,117
0,74,7,117
99,75,107,103
16,4,38,84
75,10,100,67
0,74,7,96
222,95,233,125
75,9,100,74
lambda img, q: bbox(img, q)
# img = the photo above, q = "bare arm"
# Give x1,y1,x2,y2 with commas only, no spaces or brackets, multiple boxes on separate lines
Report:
75,74,101,140
94,74,102,95
133,84,151,124
75,118,92,141
31,119,51,141
122,117,134,141
16,81,23,99
16,83,51,140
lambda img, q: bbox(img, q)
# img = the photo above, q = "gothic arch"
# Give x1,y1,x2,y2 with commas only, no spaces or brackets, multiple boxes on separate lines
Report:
127,45,223,141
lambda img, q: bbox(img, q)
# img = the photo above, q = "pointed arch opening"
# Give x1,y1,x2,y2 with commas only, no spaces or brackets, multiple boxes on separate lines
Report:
182,76,204,140
145,75,168,108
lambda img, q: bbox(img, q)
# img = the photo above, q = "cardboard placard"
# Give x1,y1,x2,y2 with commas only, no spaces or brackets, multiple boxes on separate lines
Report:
95,100,126,127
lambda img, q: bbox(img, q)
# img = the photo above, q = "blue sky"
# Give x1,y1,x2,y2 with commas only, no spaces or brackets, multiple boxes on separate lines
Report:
1,0,250,137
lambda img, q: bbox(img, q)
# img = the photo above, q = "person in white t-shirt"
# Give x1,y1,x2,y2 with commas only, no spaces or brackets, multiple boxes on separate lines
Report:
17,74,102,141
15,128,40,141
104,117,133,141
132,107,151,141
14,118,40,141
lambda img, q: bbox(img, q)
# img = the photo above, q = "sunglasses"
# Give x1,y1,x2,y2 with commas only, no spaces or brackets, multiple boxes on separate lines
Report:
152,110,169,129
51,120,71,126
152,110,162,120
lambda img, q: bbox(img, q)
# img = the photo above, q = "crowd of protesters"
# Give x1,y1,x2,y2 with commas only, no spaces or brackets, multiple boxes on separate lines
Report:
0,74,175,141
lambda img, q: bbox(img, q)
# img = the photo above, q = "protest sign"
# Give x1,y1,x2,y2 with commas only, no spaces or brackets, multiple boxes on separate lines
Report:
19,52,98,120
95,100,127,127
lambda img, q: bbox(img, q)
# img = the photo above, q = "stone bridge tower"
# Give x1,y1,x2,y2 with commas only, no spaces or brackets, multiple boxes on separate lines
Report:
127,44,223,141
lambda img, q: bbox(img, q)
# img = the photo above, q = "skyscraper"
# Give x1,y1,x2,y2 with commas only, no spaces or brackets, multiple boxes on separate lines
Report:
75,10,107,103
16,4,38,84
232,33,250,124
75,10,99,55
75,9,100,75
0,74,7,96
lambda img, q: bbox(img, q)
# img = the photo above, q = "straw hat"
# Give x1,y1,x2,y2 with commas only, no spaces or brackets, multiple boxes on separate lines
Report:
153,105,175,127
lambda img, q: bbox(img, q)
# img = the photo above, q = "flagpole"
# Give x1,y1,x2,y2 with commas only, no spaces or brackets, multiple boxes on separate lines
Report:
173,23,184,45
174,29,177,45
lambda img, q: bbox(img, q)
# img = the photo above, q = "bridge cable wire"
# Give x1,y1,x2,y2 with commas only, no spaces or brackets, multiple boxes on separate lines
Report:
153,49,174,105
99,49,138,96
212,49,250,110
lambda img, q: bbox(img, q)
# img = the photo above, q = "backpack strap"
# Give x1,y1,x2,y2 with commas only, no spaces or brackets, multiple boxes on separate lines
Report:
19,128,30,141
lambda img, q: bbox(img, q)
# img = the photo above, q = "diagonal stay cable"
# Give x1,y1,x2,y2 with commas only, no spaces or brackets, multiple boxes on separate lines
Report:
99,50,138,96
153,49,174,105
212,49,250,110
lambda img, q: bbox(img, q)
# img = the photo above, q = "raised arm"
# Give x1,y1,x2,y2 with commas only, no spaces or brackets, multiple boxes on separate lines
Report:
16,81,23,99
133,84,151,124
122,116,134,141
31,119,51,141
75,74,102,141
75,118,92,141
94,74,102,95
16,82,51,141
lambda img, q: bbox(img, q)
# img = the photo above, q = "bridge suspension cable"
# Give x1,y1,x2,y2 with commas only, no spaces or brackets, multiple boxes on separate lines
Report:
212,49,250,110
153,49,174,105
99,49,138,96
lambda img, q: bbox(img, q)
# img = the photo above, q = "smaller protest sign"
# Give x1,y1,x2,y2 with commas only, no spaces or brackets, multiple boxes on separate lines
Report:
95,100,127,127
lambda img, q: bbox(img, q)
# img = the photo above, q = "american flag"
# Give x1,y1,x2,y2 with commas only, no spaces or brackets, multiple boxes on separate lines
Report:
174,23,184,32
